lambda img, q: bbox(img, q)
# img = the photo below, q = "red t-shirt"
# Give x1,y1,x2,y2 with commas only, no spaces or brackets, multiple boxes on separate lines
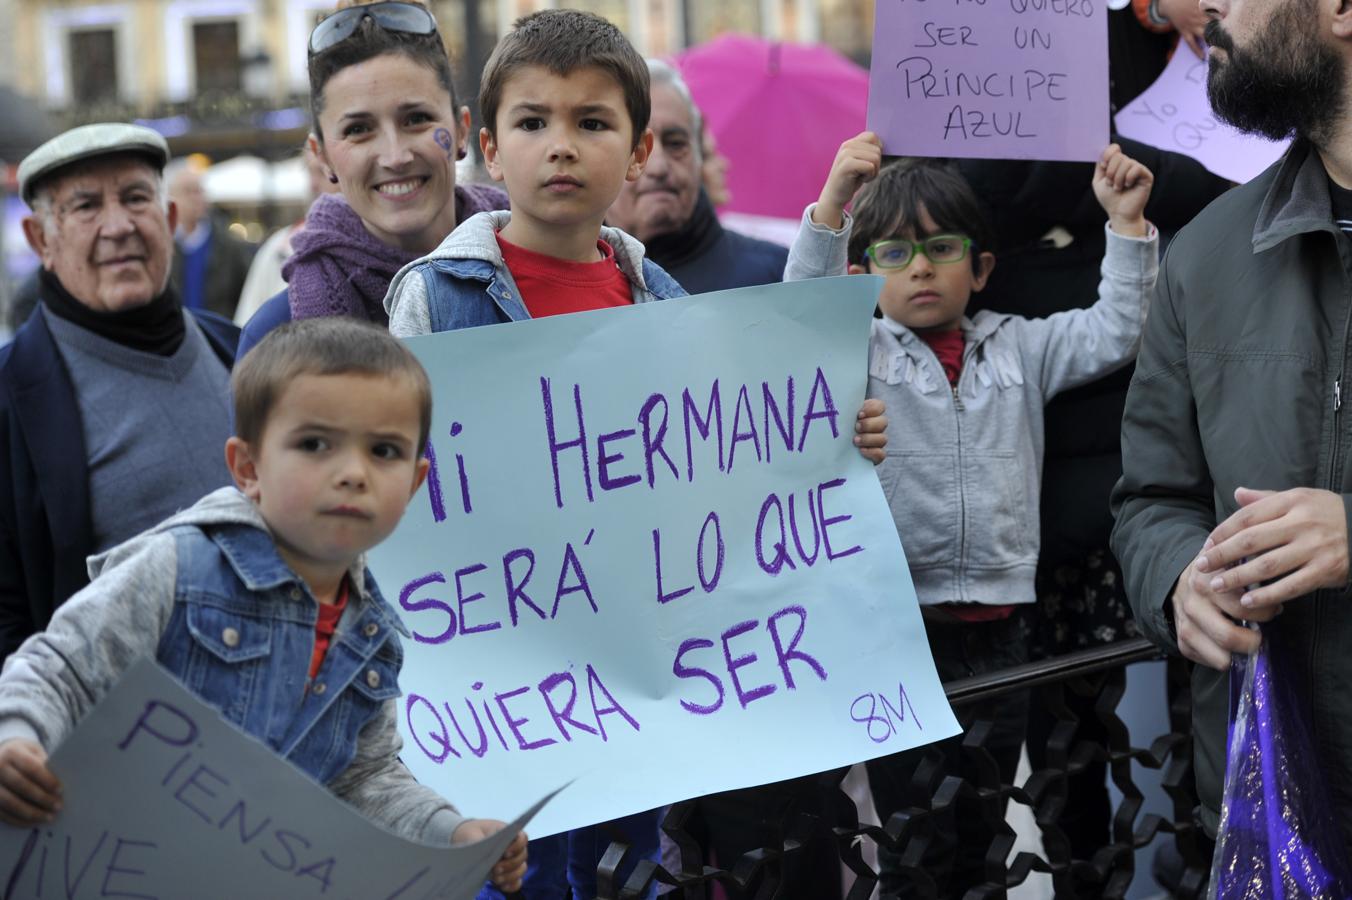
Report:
916,328,965,387
496,234,634,318
915,328,1015,623
309,578,350,682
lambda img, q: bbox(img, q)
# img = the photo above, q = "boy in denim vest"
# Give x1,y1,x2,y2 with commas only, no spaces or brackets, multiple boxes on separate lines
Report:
383,8,688,335
0,318,527,891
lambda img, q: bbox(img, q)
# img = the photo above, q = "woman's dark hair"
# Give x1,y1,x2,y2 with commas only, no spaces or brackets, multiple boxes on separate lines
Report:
847,158,994,274
308,13,458,139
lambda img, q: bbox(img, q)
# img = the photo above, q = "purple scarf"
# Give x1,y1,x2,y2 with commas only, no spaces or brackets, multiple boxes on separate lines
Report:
284,183,509,324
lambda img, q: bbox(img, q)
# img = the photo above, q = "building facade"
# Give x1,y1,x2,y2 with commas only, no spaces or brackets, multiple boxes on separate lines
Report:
8,0,874,140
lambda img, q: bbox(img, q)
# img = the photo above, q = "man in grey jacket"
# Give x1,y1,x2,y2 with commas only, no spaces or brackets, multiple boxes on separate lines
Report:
1111,0,1352,844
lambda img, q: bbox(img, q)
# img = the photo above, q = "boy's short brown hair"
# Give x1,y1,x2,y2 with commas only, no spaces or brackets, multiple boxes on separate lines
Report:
233,318,433,454
478,9,650,148
848,158,995,274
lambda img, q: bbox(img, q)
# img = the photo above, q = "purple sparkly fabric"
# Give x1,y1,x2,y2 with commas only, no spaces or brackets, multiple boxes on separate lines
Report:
1210,636,1352,899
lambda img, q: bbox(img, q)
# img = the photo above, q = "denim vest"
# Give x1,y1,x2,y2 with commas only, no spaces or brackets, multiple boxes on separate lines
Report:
420,255,688,333
154,523,407,785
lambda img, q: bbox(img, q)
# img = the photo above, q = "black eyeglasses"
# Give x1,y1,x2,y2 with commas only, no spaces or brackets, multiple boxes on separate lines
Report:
309,2,440,55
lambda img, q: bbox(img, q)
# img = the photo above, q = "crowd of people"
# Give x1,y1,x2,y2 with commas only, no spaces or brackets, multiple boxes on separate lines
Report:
0,0,1347,895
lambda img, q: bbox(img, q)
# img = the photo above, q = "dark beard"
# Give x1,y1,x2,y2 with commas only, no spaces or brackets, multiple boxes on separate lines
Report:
1205,10,1345,146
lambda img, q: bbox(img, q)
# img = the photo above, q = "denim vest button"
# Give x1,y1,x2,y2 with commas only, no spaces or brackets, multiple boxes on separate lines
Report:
363,622,379,638
289,587,302,600
313,682,327,695
366,669,381,689
222,627,240,648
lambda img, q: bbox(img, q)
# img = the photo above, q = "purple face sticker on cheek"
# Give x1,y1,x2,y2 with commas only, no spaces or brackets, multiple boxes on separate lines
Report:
434,127,455,159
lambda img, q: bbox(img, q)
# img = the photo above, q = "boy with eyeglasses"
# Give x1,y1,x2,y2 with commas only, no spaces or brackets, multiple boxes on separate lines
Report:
785,135,1157,896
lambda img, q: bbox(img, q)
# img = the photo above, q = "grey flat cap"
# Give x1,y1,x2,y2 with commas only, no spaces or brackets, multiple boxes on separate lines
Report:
17,122,169,204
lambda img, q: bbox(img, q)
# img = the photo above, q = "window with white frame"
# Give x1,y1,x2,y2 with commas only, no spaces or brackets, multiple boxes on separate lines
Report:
163,0,262,101
42,5,133,107
192,19,243,93
69,28,120,105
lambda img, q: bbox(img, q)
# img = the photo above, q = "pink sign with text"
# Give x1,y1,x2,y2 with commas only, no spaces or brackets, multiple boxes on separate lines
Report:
1114,49,1288,184
867,0,1109,162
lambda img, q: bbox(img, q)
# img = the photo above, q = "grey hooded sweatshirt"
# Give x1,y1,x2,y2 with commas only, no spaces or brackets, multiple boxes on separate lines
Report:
785,204,1157,607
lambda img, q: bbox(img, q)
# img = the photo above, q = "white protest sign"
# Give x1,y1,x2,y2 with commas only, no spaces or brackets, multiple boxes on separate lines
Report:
1114,48,1288,184
866,0,1110,161
0,659,550,900
371,277,960,838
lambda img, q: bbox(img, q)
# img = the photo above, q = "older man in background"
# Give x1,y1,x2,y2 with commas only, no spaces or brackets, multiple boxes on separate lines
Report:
607,61,788,295
168,160,256,320
0,124,239,658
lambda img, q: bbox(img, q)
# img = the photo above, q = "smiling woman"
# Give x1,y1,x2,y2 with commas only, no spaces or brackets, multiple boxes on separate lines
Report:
235,1,509,359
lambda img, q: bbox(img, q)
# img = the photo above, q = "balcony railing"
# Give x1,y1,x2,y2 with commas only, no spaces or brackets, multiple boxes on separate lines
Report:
584,636,1211,899
55,91,312,133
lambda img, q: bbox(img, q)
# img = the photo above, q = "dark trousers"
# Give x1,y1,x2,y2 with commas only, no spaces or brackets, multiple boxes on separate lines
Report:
867,614,1030,899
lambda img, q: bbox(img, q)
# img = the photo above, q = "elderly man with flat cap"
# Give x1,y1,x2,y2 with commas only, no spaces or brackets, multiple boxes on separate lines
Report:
0,123,240,659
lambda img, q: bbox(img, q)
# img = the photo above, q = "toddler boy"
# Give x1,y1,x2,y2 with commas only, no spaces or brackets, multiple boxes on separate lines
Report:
0,318,527,891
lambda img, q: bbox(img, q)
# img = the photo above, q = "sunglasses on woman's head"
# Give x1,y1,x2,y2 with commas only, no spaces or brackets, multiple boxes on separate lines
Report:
309,1,440,55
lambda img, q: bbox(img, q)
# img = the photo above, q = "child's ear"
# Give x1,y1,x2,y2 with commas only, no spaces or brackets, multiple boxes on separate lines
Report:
847,263,869,276
225,437,263,502
626,128,655,182
410,455,431,497
971,252,996,292
480,127,504,183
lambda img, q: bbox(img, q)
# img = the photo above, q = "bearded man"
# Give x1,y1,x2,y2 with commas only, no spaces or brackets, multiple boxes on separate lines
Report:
1111,0,1352,847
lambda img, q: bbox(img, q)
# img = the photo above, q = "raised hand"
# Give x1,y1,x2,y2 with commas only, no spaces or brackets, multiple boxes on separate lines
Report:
1092,143,1154,238
812,132,884,230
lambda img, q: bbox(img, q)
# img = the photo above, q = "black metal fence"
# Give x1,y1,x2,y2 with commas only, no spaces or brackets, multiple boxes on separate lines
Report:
591,637,1211,900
